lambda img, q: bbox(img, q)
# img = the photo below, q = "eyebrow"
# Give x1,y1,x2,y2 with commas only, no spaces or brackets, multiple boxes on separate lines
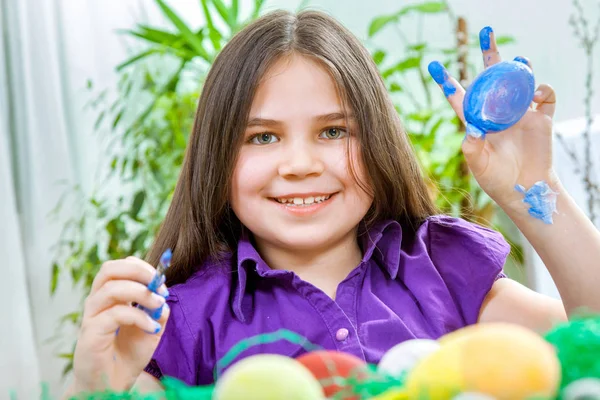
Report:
246,112,354,128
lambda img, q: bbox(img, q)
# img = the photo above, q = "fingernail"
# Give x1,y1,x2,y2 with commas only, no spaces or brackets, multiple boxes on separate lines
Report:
428,61,456,97
147,273,163,293
534,90,542,97
152,293,166,305
514,56,530,66
479,26,493,51
146,318,161,334
148,304,164,320
428,61,447,84
158,285,169,298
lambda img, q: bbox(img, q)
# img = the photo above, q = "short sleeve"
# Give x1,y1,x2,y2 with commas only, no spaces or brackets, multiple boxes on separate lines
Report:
426,215,510,325
144,290,199,386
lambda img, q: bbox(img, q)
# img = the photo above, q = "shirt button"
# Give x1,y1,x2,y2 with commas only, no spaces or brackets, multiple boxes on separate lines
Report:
335,328,349,342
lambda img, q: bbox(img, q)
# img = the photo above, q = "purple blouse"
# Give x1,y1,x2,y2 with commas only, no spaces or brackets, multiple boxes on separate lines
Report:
145,215,509,385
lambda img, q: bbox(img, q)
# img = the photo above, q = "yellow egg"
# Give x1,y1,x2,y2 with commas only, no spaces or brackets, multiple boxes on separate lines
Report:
406,323,561,400
213,354,325,400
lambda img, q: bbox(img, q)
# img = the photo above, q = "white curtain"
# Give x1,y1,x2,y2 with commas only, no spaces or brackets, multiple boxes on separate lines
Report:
0,0,148,397
0,0,211,396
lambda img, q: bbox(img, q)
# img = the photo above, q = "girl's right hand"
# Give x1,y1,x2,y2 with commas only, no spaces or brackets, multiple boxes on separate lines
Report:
71,257,170,392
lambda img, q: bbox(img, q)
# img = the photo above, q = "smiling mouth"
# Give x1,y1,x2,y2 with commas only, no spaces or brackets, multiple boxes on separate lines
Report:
270,193,335,206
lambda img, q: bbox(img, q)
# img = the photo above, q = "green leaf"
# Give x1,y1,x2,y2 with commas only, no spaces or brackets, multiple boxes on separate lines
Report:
231,0,239,25
398,1,447,16
59,312,80,325
373,50,386,65
389,82,403,92
495,35,516,46
408,43,427,52
130,191,146,219
57,353,74,360
112,109,124,129
381,57,421,78
116,49,159,71
71,266,82,284
125,25,182,45
156,0,212,61
200,0,224,52
94,111,105,130
252,0,266,19
50,263,60,294
131,231,149,253
212,0,231,25
368,14,398,37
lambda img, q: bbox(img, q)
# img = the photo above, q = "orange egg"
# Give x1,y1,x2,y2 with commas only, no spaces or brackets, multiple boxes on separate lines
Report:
296,350,367,399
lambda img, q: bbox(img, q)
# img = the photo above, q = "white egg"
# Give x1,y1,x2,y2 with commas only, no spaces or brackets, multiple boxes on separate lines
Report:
563,378,600,400
377,338,440,378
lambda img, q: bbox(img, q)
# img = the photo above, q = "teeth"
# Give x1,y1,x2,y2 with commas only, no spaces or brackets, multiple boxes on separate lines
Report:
275,195,331,205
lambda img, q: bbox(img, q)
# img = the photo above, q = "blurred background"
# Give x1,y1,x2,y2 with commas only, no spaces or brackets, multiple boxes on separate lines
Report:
1,0,599,398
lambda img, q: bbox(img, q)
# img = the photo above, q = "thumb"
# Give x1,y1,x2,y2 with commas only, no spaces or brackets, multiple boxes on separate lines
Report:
461,134,487,176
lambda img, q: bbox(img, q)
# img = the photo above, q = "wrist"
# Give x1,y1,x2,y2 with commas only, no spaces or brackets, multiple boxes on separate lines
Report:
497,171,563,219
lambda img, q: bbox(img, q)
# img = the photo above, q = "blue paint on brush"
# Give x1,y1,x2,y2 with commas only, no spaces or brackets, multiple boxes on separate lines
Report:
479,26,493,51
148,248,172,293
463,60,535,137
515,181,558,224
428,61,456,97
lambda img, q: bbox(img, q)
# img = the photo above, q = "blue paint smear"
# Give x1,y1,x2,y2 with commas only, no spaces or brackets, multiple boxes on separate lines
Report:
463,60,535,136
428,61,456,97
479,26,493,51
515,181,558,224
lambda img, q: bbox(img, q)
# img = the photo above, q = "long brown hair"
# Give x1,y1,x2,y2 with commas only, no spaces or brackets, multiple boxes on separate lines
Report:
147,9,437,285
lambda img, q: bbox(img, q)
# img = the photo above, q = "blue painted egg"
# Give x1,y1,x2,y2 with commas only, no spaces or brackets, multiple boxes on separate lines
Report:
463,60,535,138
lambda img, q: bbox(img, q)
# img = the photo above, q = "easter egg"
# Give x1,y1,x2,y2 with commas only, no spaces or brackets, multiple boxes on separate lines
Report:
562,378,600,400
377,339,440,379
296,350,367,399
213,354,325,400
463,60,535,138
406,323,561,400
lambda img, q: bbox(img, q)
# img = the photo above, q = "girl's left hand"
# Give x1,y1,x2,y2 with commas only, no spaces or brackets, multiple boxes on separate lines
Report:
430,27,559,213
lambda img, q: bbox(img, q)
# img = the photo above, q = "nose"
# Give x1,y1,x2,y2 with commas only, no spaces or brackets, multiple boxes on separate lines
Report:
278,141,324,178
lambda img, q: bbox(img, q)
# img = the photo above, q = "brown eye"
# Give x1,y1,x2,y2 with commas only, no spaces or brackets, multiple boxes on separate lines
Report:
319,128,347,139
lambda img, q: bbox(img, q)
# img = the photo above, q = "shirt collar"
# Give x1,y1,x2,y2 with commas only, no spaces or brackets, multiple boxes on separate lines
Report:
231,220,403,321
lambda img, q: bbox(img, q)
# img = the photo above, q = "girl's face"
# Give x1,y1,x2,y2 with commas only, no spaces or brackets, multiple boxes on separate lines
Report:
231,54,373,253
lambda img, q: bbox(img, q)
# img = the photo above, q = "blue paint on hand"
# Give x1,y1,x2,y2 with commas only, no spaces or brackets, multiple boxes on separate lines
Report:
479,26,493,51
428,61,456,97
463,60,535,136
515,181,558,224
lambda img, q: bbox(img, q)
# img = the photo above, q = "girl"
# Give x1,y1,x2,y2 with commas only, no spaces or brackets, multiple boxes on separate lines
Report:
66,9,600,396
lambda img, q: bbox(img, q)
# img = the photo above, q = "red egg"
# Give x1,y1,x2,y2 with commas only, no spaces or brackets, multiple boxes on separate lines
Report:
296,350,368,399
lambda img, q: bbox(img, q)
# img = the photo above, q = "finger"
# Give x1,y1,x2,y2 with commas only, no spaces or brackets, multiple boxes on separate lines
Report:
514,56,532,70
428,61,466,123
91,259,167,296
87,305,163,336
480,26,501,68
513,56,535,108
461,134,488,177
533,84,556,119
85,280,166,317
